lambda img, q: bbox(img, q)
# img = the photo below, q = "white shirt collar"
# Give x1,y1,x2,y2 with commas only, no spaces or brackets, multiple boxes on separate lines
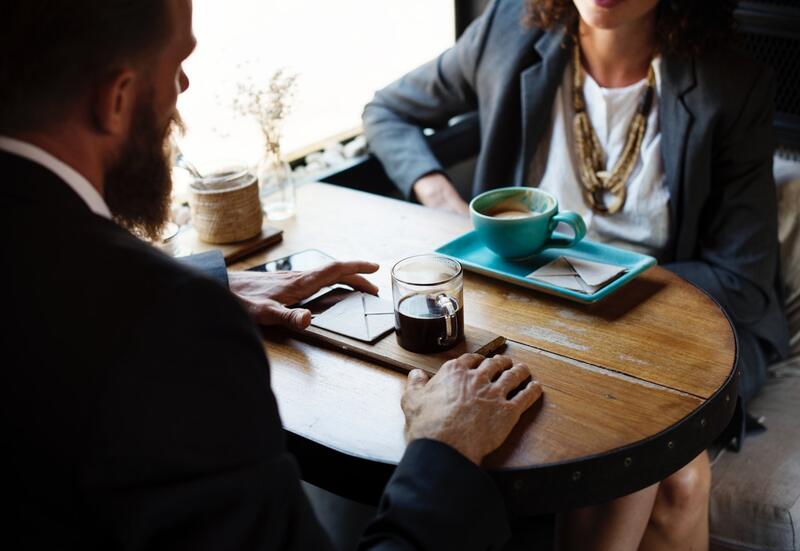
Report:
0,135,112,219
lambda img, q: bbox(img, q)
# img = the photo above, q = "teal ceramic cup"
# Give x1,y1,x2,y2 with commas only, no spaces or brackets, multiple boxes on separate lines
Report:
469,187,587,259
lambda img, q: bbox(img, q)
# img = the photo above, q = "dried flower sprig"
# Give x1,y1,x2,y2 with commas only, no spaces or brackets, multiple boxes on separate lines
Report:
232,67,298,158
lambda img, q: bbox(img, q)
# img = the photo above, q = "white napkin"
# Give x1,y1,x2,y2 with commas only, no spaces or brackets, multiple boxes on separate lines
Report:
310,292,395,342
526,257,626,294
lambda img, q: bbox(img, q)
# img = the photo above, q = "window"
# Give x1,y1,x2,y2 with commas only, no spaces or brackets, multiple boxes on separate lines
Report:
176,0,455,171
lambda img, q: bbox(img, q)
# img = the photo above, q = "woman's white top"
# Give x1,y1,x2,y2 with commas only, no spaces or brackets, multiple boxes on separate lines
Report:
530,57,670,258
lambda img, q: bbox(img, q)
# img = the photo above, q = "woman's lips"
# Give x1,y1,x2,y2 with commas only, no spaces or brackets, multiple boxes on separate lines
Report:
594,0,623,8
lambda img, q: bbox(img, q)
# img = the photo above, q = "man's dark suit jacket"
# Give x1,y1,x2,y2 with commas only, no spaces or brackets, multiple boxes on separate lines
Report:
363,0,790,404
1,151,511,550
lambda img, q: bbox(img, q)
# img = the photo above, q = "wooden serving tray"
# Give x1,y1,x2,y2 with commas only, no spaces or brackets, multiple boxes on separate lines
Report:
297,324,507,376
174,223,283,265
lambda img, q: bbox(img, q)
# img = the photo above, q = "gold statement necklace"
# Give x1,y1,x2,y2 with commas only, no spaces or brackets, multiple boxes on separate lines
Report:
572,42,656,215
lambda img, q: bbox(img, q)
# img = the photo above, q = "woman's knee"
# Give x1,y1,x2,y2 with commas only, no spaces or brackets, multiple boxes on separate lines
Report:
653,453,711,523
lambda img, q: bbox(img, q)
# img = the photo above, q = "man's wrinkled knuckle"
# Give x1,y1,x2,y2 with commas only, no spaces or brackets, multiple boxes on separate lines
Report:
461,353,484,367
296,271,313,287
489,356,511,370
503,401,522,415
471,376,489,394
510,366,529,382
515,362,532,374
279,309,295,321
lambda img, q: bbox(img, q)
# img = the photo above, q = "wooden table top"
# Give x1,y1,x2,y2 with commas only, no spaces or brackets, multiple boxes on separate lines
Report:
231,182,738,513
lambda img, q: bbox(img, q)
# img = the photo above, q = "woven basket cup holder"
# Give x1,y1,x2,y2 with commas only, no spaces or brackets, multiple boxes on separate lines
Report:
189,169,263,244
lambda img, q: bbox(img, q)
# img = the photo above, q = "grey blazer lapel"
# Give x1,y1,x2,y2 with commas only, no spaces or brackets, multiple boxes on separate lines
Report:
659,54,697,249
518,30,570,185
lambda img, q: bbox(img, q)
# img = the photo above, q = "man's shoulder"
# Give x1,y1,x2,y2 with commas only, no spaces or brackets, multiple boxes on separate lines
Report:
4,195,244,350
89,221,242,327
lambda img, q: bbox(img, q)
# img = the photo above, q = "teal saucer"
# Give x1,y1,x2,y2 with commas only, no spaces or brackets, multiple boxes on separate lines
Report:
435,230,656,303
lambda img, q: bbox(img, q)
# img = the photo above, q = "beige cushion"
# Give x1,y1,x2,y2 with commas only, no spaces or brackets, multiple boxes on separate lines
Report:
778,177,800,356
710,358,800,551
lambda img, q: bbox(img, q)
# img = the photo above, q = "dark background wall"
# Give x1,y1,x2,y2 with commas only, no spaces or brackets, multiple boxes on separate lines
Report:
737,0,800,153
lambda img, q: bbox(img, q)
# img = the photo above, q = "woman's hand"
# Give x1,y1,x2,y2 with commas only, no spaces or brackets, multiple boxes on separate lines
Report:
228,261,380,329
413,173,470,215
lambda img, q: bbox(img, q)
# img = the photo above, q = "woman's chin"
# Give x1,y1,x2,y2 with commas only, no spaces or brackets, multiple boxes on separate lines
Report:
578,12,626,31
574,0,659,31
575,1,625,28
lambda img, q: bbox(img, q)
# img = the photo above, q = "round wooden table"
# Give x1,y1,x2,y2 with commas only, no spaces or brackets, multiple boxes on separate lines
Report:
233,183,738,515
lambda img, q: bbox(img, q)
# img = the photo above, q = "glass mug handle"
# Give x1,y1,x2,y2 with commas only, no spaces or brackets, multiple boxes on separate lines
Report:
546,211,587,248
435,294,459,347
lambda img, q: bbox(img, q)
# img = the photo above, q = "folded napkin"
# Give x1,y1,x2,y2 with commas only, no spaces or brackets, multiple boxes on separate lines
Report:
526,257,626,294
310,292,395,343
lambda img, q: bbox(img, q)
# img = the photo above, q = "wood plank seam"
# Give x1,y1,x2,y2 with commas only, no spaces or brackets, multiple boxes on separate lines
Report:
504,337,706,400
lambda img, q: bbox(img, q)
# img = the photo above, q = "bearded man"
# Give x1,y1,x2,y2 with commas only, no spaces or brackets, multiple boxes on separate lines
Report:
0,1,543,550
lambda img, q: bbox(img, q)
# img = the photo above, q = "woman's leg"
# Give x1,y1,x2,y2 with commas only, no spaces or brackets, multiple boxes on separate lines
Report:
639,451,711,551
555,451,711,551
556,484,659,551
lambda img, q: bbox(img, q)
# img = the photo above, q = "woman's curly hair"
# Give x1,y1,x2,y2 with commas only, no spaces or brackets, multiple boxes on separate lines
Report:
525,0,738,55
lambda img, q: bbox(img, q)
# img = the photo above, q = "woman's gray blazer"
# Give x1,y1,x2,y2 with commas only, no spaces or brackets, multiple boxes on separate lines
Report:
363,0,790,403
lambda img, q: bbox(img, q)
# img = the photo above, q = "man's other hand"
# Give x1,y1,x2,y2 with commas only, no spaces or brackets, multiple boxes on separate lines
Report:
413,173,470,215
402,354,543,465
229,261,380,329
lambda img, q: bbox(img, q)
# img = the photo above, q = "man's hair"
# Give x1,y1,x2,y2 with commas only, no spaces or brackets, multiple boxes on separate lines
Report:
524,0,737,56
0,1,171,134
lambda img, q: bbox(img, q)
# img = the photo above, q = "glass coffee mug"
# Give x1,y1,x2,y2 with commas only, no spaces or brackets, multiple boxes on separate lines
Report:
391,254,464,353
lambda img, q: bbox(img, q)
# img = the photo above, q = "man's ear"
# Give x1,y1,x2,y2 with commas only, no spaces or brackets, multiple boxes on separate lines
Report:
92,69,137,136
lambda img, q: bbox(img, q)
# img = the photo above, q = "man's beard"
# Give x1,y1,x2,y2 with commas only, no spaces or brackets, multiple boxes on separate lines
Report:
104,93,177,241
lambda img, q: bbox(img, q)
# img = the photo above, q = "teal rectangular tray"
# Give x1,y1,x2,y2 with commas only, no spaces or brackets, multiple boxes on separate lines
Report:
435,231,656,303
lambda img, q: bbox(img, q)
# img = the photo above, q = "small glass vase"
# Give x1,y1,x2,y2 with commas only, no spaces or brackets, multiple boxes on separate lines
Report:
257,152,295,220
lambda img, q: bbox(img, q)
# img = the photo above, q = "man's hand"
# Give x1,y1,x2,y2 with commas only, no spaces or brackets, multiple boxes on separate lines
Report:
229,260,380,329
402,354,543,465
413,173,470,215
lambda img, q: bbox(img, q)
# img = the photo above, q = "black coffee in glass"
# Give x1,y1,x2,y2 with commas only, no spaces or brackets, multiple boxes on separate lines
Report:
395,293,464,353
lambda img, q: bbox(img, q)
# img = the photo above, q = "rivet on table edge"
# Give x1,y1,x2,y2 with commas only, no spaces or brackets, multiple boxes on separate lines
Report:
572,471,581,481
667,441,675,450
725,395,730,403
624,457,632,467
700,418,707,428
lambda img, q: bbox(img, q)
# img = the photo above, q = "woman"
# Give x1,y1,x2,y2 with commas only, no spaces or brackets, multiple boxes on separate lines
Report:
363,0,791,549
